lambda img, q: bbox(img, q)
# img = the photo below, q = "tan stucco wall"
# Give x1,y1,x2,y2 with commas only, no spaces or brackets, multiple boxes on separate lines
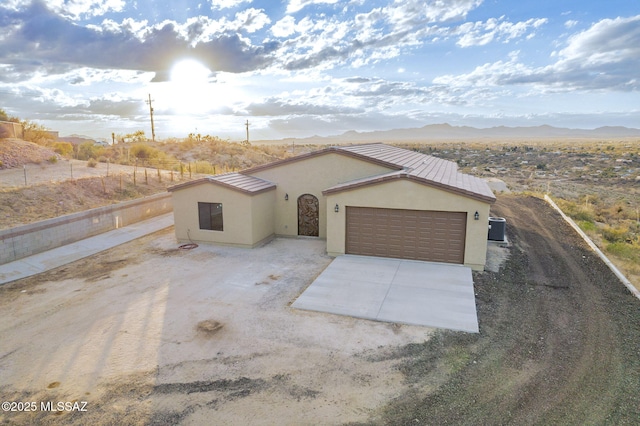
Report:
171,183,275,248
249,152,394,238
325,179,491,270
251,189,276,245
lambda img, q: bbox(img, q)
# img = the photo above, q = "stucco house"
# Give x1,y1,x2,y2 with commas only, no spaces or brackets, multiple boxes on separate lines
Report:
168,143,496,270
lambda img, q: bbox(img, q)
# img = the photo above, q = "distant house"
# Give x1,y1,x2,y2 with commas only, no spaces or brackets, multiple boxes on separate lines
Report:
168,143,496,270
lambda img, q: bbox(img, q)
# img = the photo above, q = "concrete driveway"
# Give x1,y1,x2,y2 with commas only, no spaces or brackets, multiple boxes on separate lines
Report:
292,255,479,333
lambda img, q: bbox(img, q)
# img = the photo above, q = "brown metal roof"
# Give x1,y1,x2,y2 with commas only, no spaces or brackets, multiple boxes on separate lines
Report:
240,146,402,175
170,143,495,203
328,143,496,203
168,173,275,195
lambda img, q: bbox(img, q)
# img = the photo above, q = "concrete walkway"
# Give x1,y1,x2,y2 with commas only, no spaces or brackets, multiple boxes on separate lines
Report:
0,213,174,285
292,255,479,332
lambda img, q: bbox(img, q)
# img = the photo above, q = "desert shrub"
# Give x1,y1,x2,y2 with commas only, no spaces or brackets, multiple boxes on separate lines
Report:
98,156,108,163
191,161,216,174
130,143,156,159
53,142,73,156
87,158,98,168
601,224,630,243
606,242,640,263
77,142,105,160
21,120,56,146
577,220,596,232
48,156,58,164
557,199,595,222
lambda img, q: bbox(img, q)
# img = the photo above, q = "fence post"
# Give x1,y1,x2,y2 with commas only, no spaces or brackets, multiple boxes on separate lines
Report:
145,168,148,184
23,165,27,186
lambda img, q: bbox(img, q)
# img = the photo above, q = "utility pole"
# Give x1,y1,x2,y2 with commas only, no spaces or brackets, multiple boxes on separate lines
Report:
146,94,156,142
245,120,249,144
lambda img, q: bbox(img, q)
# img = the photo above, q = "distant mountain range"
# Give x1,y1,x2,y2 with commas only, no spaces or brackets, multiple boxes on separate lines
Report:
258,124,640,144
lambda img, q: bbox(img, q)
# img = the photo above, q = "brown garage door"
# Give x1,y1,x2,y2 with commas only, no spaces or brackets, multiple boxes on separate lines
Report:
346,207,467,264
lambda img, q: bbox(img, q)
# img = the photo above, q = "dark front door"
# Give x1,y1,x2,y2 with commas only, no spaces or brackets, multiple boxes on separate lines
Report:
298,194,319,236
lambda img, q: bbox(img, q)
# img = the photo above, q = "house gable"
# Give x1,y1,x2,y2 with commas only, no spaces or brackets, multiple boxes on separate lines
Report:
245,151,396,238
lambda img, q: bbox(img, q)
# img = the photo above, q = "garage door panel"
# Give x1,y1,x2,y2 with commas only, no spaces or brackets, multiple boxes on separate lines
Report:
346,207,466,264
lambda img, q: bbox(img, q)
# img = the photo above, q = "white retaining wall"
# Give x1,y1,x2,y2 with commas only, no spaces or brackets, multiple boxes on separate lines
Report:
0,192,172,264
544,194,640,301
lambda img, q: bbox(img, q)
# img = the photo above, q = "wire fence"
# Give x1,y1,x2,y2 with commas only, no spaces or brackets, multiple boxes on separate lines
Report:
6,158,240,188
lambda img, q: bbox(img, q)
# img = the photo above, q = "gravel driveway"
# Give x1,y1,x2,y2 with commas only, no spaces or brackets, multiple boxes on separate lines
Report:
0,232,433,425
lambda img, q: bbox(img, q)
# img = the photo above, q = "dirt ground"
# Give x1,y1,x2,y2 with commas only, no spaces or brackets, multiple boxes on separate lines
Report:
1,195,639,425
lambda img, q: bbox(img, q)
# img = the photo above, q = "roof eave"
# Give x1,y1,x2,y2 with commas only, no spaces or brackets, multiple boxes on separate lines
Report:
323,173,496,203
241,146,402,175
167,177,276,195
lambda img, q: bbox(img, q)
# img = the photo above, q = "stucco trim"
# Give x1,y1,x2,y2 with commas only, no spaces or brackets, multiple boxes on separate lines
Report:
323,172,496,203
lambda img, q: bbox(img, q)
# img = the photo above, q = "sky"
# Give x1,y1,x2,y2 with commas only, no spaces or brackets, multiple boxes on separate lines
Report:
0,0,639,141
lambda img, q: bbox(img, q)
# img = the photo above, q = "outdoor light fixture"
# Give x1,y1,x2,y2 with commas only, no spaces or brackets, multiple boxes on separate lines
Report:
474,211,480,220
285,193,288,201
334,204,339,213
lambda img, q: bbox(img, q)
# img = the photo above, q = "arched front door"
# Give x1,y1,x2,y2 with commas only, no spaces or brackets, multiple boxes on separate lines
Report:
297,194,319,236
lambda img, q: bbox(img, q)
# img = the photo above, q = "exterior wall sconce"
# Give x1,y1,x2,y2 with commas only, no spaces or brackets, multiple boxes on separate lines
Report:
334,204,339,213
285,193,288,201
474,211,479,220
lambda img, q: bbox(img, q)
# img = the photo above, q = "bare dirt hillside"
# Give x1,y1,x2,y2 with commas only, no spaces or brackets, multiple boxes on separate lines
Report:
0,139,196,229
0,138,59,169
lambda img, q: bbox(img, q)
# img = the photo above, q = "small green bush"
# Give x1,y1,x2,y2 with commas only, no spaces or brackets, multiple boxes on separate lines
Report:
577,220,596,232
87,158,98,168
601,225,630,243
48,156,58,164
606,242,640,263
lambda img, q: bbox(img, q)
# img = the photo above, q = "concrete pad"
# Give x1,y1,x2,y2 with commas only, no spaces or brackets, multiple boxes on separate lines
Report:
292,255,479,333
0,213,174,285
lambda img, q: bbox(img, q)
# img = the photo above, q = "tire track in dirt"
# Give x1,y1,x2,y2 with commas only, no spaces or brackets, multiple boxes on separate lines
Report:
492,195,622,424
379,195,640,425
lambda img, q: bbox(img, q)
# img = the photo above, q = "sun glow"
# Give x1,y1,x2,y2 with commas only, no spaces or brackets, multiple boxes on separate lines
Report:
166,59,214,113
170,59,211,86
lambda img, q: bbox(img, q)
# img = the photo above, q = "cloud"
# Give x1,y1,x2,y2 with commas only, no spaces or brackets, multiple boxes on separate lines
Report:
285,0,340,15
210,0,253,10
564,20,578,29
245,97,362,116
8,0,125,20
455,16,548,47
0,2,277,76
275,0,489,71
271,16,297,37
434,15,640,92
